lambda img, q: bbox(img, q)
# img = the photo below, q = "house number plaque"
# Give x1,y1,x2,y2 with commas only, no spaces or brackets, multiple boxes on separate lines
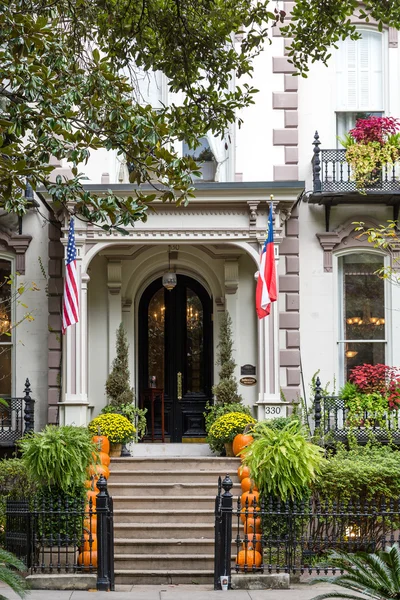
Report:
241,364,256,376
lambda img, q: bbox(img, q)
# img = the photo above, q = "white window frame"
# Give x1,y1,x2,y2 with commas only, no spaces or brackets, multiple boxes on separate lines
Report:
335,27,386,113
333,249,391,386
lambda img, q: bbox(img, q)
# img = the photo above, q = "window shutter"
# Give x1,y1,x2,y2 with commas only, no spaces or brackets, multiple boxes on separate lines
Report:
336,30,383,111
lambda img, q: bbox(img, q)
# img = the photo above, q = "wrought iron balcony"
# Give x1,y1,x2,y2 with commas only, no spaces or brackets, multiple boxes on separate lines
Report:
312,131,400,194
309,131,400,231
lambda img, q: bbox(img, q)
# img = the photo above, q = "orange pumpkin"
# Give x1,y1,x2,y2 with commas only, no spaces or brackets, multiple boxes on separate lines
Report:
92,435,110,455
240,505,260,523
241,490,259,508
241,477,254,493
233,433,254,457
243,533,262,553
244,516,262,534
83,534,98,552
83,515,97,534
99,451,110,467
88,464,110,480
237,465,250,481
86,490,97,507
78,551,98,568
84,479,93,490
236,549,262,570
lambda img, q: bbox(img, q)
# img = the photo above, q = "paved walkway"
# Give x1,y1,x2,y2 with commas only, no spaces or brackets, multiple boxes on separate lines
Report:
0,583,348,600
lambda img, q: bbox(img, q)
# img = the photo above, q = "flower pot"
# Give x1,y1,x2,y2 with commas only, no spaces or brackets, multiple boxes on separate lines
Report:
224,442,234,457
109,443,122,457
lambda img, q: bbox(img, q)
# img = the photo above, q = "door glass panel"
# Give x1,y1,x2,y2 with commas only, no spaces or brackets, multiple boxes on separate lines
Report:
148,288,165,390
186,288,203,393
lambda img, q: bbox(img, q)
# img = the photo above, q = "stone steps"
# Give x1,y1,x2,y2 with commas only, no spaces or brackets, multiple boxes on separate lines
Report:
108,452,240,584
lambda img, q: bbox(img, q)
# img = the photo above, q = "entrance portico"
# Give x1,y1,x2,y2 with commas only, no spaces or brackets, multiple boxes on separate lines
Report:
55,182,303,433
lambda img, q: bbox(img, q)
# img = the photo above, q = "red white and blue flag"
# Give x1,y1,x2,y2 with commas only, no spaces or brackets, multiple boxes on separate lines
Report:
256,204,277,319
62,218,79,334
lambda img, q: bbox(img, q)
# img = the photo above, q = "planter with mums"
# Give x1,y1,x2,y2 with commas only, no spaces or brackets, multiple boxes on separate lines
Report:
88,413,136,457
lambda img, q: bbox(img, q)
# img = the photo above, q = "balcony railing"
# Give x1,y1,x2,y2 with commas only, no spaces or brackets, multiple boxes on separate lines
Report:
312,131,400,194
0,378,34,447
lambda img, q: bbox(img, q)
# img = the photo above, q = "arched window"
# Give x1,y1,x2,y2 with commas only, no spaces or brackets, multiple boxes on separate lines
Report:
338,252,386,382
336,29,384,143
0,257,13,397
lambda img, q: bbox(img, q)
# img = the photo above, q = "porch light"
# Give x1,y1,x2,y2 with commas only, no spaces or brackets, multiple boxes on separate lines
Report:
162,248,177,291
345,350,358,359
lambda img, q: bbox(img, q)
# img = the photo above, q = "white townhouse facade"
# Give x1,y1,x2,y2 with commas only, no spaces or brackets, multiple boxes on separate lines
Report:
1,3,400,445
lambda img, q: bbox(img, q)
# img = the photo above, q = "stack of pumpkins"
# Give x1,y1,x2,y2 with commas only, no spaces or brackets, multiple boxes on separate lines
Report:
78,434,111,569
233,432,262,571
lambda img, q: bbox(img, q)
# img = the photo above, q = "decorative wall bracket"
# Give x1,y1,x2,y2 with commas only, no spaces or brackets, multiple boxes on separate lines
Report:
107,260,122,295
224,259,239,295
0,231,32,275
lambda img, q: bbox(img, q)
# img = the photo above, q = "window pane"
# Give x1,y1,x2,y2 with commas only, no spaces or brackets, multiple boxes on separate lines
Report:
343,253,385,341
148,288,164,389
342,342,385,382
0,259,11,344
186,289,204,394
0,345,12,397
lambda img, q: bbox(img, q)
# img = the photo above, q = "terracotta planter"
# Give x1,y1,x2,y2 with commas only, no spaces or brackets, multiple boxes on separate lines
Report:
224,442,234,457
109,442,122,457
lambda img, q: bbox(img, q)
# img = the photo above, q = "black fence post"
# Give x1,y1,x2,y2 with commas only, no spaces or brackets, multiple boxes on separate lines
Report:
314,377,322,432
214,476,222,590
313,131,322,193
96,475,111,591
221,475,233,589
23,379,35,434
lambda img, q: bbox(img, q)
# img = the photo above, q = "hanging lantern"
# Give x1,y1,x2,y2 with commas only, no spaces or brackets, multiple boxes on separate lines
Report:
162,248,177,291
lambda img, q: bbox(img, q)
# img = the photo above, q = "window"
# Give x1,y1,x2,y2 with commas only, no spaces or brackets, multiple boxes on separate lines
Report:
336,111,383,147
0,258,12,397
338,253,386,382
336,30,384,112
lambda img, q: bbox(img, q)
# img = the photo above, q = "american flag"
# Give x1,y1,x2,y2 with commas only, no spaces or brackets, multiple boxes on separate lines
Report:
62,218,79,334
255,203,277,319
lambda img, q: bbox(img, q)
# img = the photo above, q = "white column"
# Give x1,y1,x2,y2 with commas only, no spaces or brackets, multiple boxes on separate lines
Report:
59,260,90,426
107,260,122,370
256,204,285,420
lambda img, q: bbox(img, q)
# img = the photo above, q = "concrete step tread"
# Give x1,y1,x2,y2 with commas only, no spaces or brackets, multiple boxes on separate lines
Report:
110,469,237,474
109,482,239,488
114,523,214,529
113,495,215,501
115,553,216,559
114,538,216,544
114,509,214,514
115,569,214,575
111,457,238,462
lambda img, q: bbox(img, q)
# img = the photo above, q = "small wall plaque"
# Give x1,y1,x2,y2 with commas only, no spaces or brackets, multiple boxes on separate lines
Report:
241,364,256,376
240,376,257,386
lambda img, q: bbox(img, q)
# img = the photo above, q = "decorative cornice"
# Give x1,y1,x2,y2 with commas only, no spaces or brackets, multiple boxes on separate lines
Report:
0,231,32,274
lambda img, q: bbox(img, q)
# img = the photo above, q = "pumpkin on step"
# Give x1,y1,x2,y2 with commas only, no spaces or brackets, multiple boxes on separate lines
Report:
232,433,254,457
83,534,98,552
92,435,110,455
241,490,259,508
237,465,250,481
84,515,97,534
236,549,262,570
78,550,98,569
240,477,256,493
244,516,262,534
243,533,262,553
240,505,260,523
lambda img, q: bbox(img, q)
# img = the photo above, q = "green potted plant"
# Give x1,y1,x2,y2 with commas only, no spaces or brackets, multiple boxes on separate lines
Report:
339,116,400,189
340,364,400,429
207,411,256,456
104,323,147,450
88,413,136,457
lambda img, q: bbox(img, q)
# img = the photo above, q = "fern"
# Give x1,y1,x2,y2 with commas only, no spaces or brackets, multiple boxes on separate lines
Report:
0,548,29,600
242,421,325,501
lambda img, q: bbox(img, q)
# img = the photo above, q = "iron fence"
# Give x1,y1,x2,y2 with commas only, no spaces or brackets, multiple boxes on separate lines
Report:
0,378,34,447
312,131,400,194
214,475,400,589
313,376,400,445
5,475,114,591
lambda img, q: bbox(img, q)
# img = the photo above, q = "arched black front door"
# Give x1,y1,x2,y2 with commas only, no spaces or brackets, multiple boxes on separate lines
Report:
139,275,213,442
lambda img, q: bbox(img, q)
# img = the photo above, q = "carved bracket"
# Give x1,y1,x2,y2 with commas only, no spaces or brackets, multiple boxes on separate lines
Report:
0,231,32,275
224,258,239,295
107,260,122,295
247,201,259,237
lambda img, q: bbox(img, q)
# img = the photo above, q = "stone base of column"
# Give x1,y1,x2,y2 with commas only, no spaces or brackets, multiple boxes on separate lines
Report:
256,398,288,421
58,398,92,426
